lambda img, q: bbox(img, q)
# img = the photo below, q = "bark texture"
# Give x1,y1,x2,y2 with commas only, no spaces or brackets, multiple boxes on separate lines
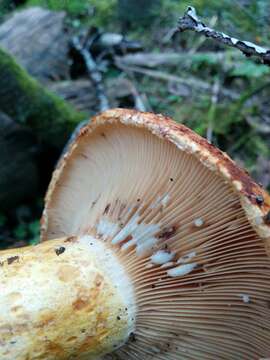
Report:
0,7,70,82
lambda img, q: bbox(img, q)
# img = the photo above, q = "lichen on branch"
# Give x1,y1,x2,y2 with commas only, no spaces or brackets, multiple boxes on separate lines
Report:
177,6,270,65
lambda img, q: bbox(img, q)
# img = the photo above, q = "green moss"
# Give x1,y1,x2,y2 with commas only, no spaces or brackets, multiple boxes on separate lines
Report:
0,47,85,147
25,0,89,16
0,0,14,19
24,0,117,28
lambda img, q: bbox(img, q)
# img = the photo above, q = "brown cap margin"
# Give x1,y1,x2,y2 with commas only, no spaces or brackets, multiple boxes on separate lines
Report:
41,108,270,249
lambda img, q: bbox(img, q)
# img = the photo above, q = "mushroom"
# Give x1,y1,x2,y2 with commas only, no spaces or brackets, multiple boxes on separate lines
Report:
1,108,270,359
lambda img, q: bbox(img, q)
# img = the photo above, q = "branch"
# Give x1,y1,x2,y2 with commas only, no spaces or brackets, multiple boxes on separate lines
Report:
71,36,110,112
115,58,238,100
177,6,270,65
206,78,220,143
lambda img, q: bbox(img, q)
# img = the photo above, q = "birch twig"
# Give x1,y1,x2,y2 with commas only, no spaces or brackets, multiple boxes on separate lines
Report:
177,6,270,65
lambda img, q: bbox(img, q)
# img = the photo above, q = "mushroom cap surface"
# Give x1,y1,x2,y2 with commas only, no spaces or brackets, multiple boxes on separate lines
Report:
41,109,270,359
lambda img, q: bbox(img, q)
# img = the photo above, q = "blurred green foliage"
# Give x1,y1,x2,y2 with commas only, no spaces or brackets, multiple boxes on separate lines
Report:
13,220,40,245
20,0,269,173
25,0,117,27
0,0,15,19
160,0,270,41
26,0,90,15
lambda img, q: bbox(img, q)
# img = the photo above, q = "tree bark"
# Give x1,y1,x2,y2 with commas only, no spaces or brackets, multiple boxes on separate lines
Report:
0,47,85,148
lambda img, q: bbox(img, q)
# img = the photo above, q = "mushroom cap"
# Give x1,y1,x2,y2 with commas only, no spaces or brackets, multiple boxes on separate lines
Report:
41,109,270,358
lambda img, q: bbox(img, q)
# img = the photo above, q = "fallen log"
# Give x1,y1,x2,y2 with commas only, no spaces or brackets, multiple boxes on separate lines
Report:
0,47,85,148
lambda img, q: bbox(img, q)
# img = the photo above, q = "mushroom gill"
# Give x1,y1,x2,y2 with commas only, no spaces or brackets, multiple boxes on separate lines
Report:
42,110,270,359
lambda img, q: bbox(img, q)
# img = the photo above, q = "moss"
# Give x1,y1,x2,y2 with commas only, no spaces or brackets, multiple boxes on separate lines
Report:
0,47,85,147
0,0,14,19
24,0,118,28
25,0,89,16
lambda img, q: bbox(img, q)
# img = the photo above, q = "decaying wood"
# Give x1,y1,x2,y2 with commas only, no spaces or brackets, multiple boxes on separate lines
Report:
177,6,270,65
115,52,225,68
50,76,147,158
116,52,189,68
0,7,70,82
0,112,38,211
48,80,98,114
49,77,146,114
115,51,247,70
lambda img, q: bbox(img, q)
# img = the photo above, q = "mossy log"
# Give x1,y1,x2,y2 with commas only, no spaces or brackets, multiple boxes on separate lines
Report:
0,47,85,148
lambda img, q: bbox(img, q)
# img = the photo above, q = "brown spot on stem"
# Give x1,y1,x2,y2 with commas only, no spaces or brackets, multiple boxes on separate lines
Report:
11,305,24,314
37,312,55,328
95,274,103,288
57,265,79,282
7,256,19,265
72,298,89,311
73,275,104,311
79,328,108,352
67,336,77,342
46,341,64,356
78,336,96,352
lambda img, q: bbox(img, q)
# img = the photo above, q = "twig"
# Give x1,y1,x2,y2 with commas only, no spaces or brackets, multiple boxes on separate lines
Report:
71,36,109,111
115,59,238,99
177,6,270,65
61,35,110,161
116,51,227,68
125,79,147,111
206,79,220,143
118,69,148,111
188,14,218,55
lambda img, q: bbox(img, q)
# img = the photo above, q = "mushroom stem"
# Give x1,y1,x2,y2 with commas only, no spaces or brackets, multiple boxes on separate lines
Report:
0,235,135,360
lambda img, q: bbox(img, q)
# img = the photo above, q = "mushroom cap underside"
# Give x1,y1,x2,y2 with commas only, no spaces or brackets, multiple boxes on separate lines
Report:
41,109,270,359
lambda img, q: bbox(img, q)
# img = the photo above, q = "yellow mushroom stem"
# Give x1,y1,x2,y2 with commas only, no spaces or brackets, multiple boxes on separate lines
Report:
0,235,135,360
